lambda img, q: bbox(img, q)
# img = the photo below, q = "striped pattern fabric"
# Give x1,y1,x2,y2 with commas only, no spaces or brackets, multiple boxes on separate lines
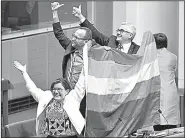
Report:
85,31,161,137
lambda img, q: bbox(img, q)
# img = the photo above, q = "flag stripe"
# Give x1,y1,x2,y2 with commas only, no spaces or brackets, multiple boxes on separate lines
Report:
89,41,156,64
88,46,158,79
86,91,160,137
87,76,160,112
88,57,142,79
87,60,159,95
88,46,140,64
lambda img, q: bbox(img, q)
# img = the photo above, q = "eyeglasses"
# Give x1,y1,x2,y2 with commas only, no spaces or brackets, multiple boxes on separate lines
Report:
72,34,87,40
52,88,64,92
116,29,130,34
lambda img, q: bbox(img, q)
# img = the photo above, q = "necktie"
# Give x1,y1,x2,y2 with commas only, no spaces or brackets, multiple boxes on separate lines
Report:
118,44,123,51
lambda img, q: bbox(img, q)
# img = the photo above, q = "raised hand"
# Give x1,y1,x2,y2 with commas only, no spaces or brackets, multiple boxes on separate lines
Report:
14,61,27,73
51,2,64,11
72,5,81,17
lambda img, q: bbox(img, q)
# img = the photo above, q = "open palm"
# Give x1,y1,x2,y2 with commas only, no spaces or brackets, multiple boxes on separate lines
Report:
14,61,27,73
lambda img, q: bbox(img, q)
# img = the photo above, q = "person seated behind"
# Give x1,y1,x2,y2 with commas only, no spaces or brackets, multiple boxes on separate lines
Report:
153,33,180,131
14,61,79,138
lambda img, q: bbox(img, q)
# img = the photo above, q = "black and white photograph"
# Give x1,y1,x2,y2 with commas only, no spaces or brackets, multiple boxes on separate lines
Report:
1,1,184,137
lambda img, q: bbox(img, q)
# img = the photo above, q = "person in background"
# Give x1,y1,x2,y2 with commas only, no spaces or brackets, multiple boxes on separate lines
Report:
153,33,180,131
72,5,140,54
51,2,97,119
14,61,79,138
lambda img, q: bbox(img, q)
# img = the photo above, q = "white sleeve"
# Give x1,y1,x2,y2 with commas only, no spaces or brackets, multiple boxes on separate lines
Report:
68,68,86,106
63,68,86,135
23,72,44,102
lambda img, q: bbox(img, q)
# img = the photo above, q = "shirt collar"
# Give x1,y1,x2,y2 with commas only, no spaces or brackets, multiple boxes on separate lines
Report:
75,49,83,55
118,42,131,53
123,42,131,50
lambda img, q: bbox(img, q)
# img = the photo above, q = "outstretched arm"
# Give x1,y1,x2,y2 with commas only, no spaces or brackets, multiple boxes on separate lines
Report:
14,61,43,102
51,2,71,50
72,5,110,46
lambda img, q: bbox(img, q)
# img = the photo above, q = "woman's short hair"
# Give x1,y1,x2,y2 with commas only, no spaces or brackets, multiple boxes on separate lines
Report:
50,78,71,91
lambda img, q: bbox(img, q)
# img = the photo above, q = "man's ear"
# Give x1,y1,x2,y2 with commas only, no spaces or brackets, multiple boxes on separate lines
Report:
129,33,133,39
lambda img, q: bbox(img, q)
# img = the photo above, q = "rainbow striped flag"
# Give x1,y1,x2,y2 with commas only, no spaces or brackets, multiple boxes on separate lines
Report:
85,31,161,137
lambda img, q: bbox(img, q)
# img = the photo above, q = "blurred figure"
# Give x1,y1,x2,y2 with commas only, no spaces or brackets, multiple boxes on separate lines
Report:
72,5,140,54
153,33,180,131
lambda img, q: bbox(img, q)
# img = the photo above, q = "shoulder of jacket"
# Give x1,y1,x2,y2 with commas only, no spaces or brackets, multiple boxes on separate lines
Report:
131,41,140,47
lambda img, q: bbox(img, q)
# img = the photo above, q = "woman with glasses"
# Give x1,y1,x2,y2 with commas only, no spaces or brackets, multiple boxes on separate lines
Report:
13,61,79,138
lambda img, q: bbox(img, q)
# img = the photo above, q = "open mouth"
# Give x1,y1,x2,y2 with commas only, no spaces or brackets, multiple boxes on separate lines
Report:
54,95,63,100
117,34,122,37
54,93,61,97
116,35,122,40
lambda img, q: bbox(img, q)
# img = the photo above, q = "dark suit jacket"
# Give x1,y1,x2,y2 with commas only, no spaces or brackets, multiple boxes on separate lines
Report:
80,19,140,54
53,22,97,118
53,22,97,79
53,22,76,78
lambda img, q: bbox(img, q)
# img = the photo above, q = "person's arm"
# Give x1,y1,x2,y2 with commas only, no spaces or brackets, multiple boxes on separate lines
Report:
72,5,110,46
63,68,86,135
51,2,71,50
14,61,44,102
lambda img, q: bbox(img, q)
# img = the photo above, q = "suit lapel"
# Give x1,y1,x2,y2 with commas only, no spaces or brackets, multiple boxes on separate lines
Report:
64,45,76,56
128,42,140,54
128,43,135,54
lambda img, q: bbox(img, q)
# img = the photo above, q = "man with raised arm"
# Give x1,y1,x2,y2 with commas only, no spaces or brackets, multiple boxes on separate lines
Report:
72,5,140,54
51,2,97,119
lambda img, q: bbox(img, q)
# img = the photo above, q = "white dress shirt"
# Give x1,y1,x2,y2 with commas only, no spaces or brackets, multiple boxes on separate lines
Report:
121,42,131,53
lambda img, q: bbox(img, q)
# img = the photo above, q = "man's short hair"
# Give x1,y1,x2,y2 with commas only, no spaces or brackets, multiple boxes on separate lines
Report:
153,33,168,49
121,22,136,40
79,27,92,40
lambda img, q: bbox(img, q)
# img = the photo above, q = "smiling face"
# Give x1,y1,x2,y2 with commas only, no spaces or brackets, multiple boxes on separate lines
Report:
52,83,68,101
71,29,87,50
116,25,133,43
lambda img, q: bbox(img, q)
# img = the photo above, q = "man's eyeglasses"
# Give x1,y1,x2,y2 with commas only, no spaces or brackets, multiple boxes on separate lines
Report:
52,88,63,92
116,29,130,34
72,34,87,40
